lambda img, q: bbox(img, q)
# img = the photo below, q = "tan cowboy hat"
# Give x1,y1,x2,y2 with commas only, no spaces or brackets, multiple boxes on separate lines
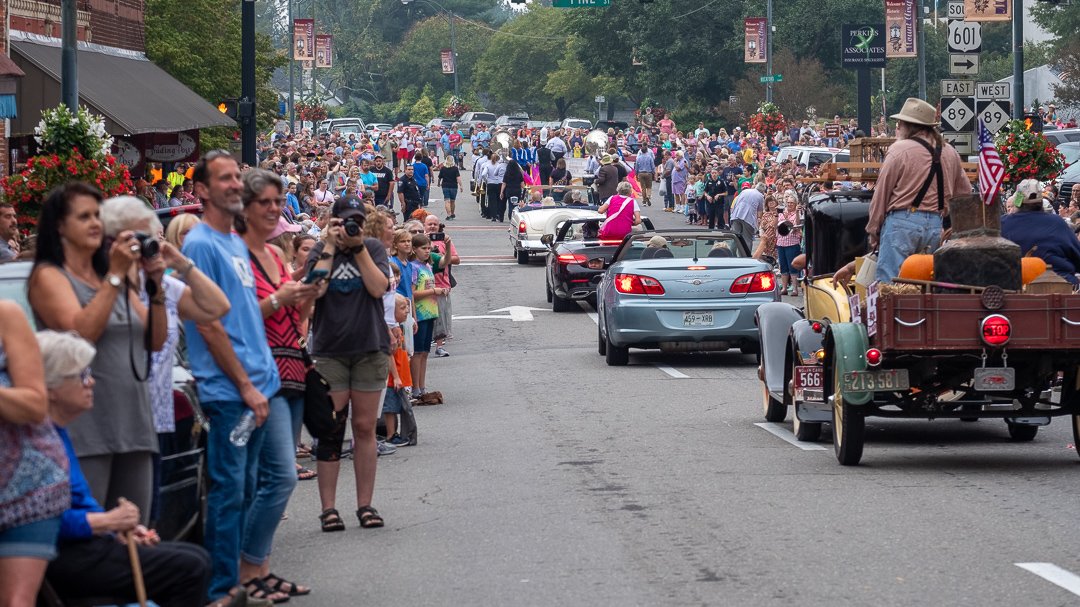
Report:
600,154,613,165
890,97,939,127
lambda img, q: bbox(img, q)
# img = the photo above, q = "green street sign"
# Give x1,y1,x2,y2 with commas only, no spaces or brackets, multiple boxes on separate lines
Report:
759,74,783,83
553,0,610,6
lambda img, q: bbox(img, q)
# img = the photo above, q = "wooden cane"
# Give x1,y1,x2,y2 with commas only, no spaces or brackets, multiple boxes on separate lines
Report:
119,498,148,607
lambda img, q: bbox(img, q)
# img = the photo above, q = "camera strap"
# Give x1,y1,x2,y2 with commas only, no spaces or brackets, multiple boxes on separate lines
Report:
124,275,153,383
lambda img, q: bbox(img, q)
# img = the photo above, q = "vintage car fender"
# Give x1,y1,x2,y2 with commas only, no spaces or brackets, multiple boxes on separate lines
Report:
756,302,803,400
789,319,826,366
826,322,872,406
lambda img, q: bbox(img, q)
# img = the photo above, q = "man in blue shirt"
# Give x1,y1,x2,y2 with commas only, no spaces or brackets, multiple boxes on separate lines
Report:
634,147,656,206
719,156,743,228
182,151,289,602
412,155,430,210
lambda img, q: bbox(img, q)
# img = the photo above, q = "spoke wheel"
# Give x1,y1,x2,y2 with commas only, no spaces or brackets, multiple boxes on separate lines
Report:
830,359,865,466
763,384,786,422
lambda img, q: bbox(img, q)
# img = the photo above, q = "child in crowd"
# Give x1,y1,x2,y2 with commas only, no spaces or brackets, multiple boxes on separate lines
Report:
391,228,417,356
383,292,416,447
693,173,707,225
685,172,699,225
410,233,444,399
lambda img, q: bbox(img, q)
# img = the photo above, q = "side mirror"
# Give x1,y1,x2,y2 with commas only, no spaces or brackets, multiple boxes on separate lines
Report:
540,234,554,247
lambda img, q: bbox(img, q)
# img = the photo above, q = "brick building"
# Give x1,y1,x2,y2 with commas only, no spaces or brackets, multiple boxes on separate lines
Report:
4,0,233,177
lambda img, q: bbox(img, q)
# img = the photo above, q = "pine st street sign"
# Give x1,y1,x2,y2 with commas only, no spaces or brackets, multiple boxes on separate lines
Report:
941,96,976,132
553,0,610,6
950,53,979,75
941,79,975,97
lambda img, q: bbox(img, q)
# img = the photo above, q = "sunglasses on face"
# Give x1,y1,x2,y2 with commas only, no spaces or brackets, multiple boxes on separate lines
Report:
66,367,93,387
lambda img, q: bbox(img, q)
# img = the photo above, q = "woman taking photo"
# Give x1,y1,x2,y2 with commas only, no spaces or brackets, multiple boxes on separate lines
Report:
306,197,391,532
28,182,166,524
437,155,462,221
0,302,68,607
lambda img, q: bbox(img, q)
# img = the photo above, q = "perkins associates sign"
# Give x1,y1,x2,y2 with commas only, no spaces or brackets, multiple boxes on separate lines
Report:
842,24,886,68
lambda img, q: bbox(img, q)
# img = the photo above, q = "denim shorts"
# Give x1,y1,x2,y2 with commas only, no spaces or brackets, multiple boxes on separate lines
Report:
442,187,457,201
414,319,435,353
777,244,802,276
0,516,61,560
382,388,404,415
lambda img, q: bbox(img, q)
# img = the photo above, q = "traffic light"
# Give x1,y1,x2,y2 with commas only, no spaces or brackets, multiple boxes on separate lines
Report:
218,98,239,120
1023,112,1043,133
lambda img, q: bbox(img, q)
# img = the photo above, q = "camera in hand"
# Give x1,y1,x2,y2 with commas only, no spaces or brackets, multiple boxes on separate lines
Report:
134,232,160,258
343,217,363,237
430,232,446,241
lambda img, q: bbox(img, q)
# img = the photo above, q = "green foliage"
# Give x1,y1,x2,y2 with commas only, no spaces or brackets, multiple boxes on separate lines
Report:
474,8,568,115
146,0,286,144
410,95,438,123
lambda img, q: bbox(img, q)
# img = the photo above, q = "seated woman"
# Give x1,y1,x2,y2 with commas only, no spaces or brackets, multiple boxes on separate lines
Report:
37,330,242,607
1002,179,1080,285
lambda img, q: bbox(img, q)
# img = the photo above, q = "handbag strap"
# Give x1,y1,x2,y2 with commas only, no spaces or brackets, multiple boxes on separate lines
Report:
248,247,311,366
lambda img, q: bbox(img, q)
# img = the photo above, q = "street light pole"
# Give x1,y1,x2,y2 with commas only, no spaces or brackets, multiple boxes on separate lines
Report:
917,0,927,99
765,0,773,103
1011,0,1024,118
241,0,256,165
289,0,295,131
61,0,78,110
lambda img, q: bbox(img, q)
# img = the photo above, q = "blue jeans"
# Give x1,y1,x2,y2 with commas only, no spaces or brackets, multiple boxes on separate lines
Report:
241,395,297,567
876,210,943,283
201,399,269,599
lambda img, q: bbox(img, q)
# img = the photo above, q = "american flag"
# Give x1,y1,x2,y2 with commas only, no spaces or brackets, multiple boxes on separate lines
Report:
978,122,1004,206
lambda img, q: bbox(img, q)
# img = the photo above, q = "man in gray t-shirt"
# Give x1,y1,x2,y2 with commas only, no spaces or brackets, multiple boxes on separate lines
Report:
730,182,766,253
0,203,19,262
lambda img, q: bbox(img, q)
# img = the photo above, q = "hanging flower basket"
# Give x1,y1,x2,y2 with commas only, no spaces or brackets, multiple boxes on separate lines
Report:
445,97,471,119
994,119,1066,187
1,105,131,232
747,102,785,137
296,101,328,123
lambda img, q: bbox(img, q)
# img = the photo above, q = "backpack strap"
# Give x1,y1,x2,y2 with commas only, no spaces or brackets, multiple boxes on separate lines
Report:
907,137,945,211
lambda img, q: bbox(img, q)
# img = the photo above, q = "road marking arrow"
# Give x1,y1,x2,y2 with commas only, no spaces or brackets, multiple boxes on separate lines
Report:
489,306,549,321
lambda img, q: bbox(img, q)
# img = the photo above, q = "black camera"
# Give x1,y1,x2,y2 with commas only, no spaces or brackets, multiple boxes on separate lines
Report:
133,232,160,259
343,217,363,237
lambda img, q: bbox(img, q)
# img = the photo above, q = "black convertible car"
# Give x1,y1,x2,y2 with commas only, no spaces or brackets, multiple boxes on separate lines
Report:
542,216,654,311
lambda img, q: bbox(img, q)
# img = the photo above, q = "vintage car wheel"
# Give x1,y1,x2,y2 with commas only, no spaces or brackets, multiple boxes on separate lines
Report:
605,333,629,366
792,405,822,442
597,323,607,356
552,293,576,312
517,249,529,265
1005,421,1038,442
830,364,865,466
763,384,786,422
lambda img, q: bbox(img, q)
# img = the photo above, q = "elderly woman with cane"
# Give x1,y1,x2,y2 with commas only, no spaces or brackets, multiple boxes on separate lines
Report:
36,330,245,607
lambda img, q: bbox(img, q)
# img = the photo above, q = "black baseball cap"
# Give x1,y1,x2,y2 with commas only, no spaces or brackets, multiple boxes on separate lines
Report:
332,195,366,221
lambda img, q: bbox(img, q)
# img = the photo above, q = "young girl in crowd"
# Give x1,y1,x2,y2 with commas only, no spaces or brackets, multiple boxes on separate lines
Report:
382,292,415,447
410,233,446,399
685,172,699,225
693,174,707,226
391,228,417,356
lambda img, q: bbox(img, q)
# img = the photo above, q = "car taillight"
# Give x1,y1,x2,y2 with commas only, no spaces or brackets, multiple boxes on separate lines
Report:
730,272,775,294
557,253,587,264
518,221,527,234
865,348,882,366
811,321,823,333
981,314,1011,347
614,273,665,295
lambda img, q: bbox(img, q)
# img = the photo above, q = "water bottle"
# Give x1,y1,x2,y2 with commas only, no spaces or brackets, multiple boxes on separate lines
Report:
229,410,256,447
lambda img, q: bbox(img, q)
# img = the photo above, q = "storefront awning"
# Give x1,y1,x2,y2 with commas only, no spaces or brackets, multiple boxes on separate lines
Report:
9,39,235,137
0,54,26,119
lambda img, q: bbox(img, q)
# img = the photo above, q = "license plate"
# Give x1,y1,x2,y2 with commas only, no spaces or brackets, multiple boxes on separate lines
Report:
793,365,823,389
973,367,1016,391
842,369,910,392
683,311,714,327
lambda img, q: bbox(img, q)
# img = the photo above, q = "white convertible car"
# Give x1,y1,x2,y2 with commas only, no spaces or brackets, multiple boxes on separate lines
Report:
509,202,604,264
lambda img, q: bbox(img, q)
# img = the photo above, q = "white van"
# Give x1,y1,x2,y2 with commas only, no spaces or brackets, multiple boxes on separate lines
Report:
561,118,592,132
775,146,849,169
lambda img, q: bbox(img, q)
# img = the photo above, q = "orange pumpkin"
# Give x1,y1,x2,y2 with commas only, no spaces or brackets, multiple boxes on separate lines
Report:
1021,257,1048,285
898,254,934,281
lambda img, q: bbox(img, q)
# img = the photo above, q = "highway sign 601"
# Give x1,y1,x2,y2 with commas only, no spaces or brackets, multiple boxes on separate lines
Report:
948,21,982,53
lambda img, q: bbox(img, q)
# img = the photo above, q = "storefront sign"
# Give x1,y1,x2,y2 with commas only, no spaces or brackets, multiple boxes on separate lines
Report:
744,18,767,64
885,0,917,58
146,132,199,163
842,24,886,68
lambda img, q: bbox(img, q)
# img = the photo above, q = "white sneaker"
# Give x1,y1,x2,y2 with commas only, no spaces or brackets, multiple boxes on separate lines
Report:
434,346,450,357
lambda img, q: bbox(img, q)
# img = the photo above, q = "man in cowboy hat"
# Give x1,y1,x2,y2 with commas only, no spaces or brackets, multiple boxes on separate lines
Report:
866,97,972,283
594,153,620,203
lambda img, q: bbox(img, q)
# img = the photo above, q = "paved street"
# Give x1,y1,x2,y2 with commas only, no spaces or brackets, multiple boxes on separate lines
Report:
274,196,1080,606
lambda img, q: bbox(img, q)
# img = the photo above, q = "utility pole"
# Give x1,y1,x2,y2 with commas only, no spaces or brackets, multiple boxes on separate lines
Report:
1011,0,1024,118
61,0,77,110
289,0,295,132
765,0,773,103
449,11,459,97
917,0,927,99
241,0,256,165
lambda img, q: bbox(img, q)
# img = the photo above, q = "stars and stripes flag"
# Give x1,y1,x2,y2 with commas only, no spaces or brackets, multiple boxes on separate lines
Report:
978,122,1005,206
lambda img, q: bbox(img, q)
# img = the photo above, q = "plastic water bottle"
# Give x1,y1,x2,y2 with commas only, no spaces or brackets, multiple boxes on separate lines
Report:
229,410,256,447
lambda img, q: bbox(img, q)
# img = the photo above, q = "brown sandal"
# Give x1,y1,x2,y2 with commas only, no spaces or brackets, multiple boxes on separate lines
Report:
357,506,384,528
319,508,345,532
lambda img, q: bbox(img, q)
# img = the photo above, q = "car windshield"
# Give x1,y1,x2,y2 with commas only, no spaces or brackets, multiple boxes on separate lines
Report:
557,220,603,242
617,235,746,262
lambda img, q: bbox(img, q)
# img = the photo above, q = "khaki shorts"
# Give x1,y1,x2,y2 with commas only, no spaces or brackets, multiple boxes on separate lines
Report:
636,173,654,189
313,352,390,393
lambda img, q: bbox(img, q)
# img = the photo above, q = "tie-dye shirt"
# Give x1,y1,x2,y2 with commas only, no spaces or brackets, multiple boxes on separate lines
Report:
411,261,439,321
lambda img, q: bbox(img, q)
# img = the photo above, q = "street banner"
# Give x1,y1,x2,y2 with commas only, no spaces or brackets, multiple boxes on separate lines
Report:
440,49,455,74
842,24,887,68
884,0,917,58
293,19,314,61
744,18,767,64
963,0,1010,21
315,35,333,68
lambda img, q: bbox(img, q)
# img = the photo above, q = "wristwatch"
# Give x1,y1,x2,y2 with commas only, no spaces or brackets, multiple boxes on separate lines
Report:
104,273,123,289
